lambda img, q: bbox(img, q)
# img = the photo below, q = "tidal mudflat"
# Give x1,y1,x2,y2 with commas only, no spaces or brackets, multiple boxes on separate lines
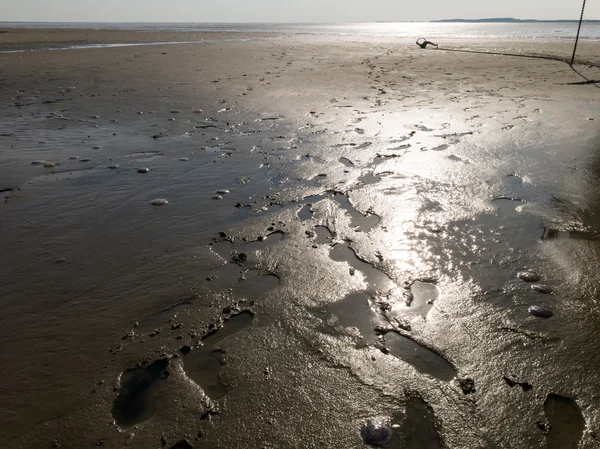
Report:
1,29,599,448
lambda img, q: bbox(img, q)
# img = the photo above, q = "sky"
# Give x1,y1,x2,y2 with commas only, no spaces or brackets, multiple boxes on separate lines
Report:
1,0,598,22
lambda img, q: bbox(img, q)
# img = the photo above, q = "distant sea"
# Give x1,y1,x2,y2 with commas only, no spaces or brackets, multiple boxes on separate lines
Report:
1,22,600,40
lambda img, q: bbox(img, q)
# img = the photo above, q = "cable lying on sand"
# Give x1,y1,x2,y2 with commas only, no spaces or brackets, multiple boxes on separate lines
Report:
416,38,438,49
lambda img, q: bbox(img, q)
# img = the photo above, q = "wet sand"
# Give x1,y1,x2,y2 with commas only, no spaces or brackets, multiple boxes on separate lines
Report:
1,29,599,448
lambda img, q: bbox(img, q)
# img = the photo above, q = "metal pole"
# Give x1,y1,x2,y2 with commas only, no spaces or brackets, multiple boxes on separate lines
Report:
570,0,587,66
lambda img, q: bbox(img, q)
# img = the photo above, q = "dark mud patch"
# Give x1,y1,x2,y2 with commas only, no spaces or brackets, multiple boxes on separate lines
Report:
543,394,585,449
112,358,170,428
332,192,380,232
329,243,392,292
183,311,254,400
383,332,456,382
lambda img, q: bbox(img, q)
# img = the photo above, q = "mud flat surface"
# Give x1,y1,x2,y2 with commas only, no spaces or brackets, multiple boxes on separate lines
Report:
1,31,599,448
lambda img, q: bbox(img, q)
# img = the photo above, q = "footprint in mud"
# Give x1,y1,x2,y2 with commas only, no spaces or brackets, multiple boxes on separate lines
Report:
329,243,393,292
112,358,171,428
543,394,585,449
182,311,254,399
332,192,380,232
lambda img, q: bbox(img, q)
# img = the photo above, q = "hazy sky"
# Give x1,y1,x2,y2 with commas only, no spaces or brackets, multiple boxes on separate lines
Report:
1,0,598,22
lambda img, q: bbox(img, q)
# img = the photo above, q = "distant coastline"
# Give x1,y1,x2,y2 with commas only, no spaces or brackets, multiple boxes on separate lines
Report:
432,18,600,23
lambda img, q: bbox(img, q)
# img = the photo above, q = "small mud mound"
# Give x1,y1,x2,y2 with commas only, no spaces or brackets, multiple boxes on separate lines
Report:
544,394,585,449
112,358,170,428
183,311,254,400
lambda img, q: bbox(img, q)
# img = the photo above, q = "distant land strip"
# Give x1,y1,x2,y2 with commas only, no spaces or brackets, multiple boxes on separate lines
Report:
432,18,600,23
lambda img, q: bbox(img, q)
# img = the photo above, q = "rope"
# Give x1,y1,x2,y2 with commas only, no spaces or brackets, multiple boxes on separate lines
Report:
571,0,587,66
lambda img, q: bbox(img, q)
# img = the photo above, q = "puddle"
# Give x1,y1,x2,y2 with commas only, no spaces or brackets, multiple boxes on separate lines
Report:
112,358,170,428
329,243,393,292
332,192,380,232
298,204,313,221
315,226,334,245
390,281,439,319
339,157,355,167
324,292,383,340
544,394,585,449
357,172,382,186
384,332,456,381
507,173,524,187
183,312,254,399
493,197,524,216
296,194,327,221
